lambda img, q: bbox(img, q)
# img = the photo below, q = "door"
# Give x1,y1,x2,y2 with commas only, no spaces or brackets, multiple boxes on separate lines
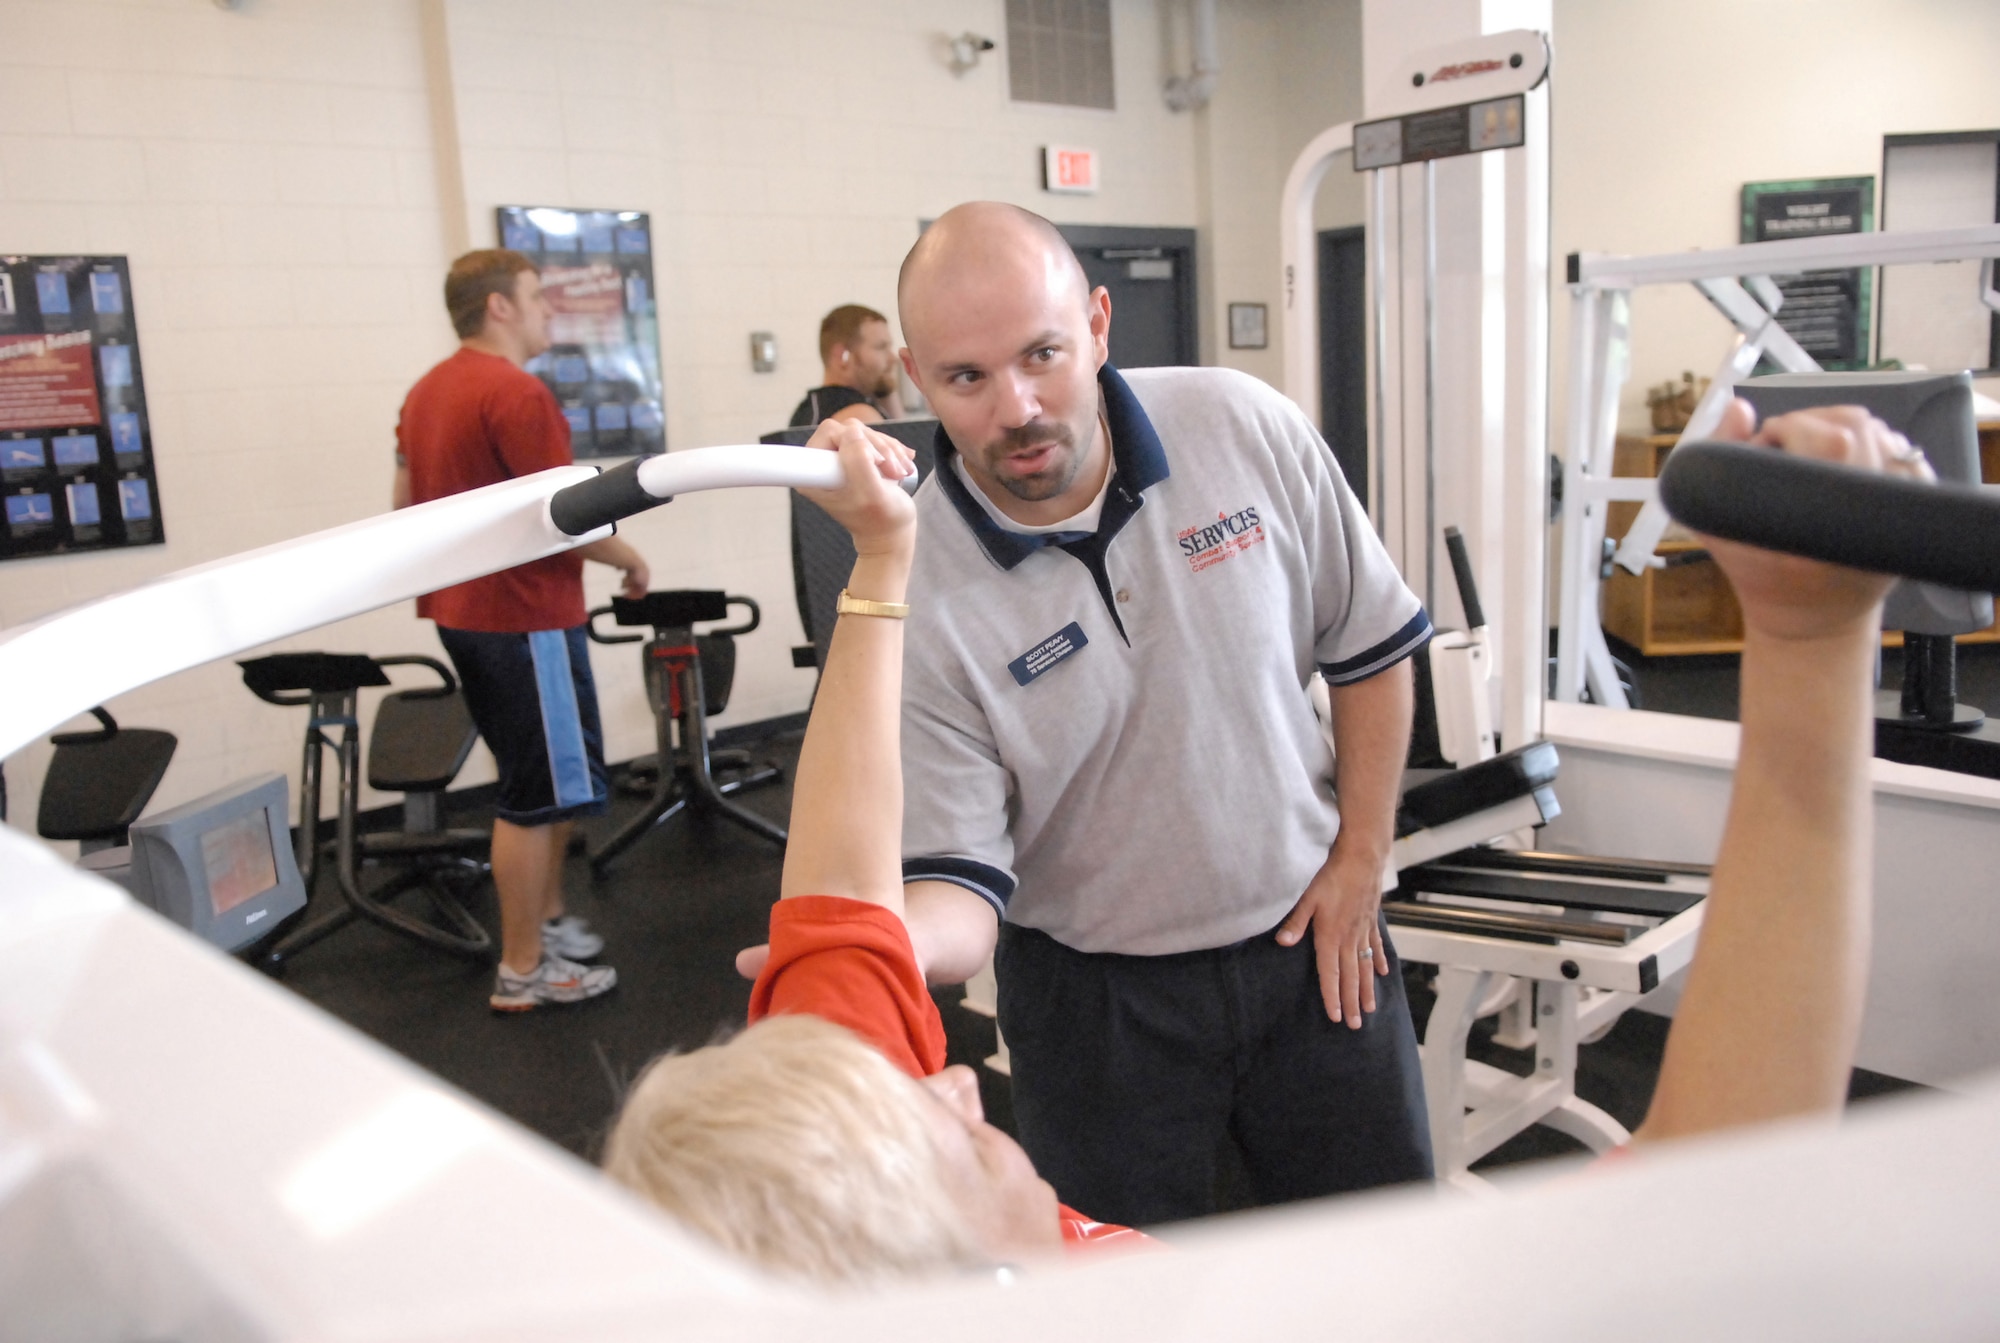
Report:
1058,224,1199,369
1317,226,1368,504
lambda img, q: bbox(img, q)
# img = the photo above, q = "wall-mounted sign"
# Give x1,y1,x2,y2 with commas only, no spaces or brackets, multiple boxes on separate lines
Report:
1740,176,1874,369
1043,145,1099,194
496,206,665,459
1353,93,1525,172
0,255,163,564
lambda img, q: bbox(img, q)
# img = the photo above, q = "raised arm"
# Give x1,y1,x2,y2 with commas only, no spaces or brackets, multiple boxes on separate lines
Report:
1636,401,1932,1144
777,418,918,913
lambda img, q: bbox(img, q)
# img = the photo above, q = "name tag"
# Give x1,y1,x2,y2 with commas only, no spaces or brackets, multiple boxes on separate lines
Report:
1008,621,1089,687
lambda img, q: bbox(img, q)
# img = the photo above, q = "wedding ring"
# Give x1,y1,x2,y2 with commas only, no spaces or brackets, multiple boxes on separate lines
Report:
1886,437,1927,464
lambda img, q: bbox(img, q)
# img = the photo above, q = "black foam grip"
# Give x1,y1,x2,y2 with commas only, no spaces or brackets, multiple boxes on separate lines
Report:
1657,441,2000,592
1442,525,1485,629
547,459,665,536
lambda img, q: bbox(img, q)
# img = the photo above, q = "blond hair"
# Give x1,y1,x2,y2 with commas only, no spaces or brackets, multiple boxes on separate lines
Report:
603,1015,984,1286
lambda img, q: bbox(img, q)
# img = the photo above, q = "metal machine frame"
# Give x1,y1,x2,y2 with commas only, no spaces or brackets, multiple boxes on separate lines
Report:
1282,29,1552,755
1554,223,2000,707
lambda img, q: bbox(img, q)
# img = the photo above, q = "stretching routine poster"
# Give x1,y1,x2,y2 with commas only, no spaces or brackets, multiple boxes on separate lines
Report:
495,207,665,460
0,255,163,562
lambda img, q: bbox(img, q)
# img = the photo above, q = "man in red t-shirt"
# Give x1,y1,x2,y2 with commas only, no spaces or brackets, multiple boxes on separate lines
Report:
395,249,650,1011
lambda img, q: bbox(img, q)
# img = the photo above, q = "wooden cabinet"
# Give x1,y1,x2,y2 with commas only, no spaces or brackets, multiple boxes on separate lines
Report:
1601,424,2000,656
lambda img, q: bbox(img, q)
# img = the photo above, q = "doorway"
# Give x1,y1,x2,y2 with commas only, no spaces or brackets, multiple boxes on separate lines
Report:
1057,224,1199,369
1317,225,1367,503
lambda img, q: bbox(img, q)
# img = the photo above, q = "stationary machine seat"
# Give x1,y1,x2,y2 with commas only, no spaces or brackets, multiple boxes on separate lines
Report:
238,651,493,969
1390,740,1562,871
367,686,479,794
584,589,787,873
36,708,177,852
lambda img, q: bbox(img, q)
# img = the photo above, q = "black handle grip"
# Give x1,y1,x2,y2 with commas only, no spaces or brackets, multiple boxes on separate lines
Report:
374,653,458,699
708,595,762,638
1441,525,1486,630
585,604,644,645
548,459,667,537
1657,440,2000,592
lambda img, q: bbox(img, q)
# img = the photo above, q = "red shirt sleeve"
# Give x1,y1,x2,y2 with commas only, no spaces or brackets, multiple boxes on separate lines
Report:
747,896,949,1080
747,898,1155,1253
486,377,573,479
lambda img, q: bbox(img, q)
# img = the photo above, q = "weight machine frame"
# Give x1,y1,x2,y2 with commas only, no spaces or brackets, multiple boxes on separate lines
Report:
1554,223,2000,708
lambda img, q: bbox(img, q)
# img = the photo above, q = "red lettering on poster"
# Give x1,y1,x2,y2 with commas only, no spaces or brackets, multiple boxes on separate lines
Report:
0,332,102,432
542,263,628,347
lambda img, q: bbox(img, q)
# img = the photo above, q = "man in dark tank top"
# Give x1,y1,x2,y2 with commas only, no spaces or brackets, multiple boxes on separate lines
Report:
789,303,906,427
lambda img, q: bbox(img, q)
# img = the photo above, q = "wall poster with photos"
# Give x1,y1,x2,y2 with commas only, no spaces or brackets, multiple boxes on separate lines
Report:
0,255,163,562
496,206,665,460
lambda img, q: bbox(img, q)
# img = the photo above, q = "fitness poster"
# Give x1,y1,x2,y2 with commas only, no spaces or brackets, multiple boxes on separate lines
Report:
1740,177,1874,370
496,206,665,460
0,255,163,563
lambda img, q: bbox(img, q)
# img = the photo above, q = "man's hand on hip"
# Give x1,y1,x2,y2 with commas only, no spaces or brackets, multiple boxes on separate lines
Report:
1277,847,1390,1028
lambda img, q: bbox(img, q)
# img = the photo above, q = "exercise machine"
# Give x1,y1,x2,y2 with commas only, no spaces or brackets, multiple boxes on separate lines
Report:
1554,222,2000,709
1280,29,1553,755
1391,840,1707,1186
6,439,2000,1332
585,589,786,872
239,651,492,968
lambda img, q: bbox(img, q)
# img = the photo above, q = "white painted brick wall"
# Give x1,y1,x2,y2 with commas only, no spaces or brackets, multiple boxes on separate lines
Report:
1,0,1346,847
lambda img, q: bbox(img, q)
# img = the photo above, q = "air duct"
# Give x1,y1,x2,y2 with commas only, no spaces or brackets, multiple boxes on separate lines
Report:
1164,0,1218,111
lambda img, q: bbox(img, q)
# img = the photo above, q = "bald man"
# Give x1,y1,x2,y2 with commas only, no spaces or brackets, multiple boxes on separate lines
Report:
889,203,1434,1226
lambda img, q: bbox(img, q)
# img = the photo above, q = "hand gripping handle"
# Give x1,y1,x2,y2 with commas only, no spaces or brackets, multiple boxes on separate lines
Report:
1656,440,2000,592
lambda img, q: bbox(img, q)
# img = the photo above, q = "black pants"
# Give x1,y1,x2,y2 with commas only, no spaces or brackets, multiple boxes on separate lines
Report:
995,917,1433,1228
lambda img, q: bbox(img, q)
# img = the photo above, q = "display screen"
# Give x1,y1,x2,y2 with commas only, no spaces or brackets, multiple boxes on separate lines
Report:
199,809,279,915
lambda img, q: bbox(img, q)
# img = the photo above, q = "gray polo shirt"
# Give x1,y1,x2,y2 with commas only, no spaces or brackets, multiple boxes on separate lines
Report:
901,364,1429,955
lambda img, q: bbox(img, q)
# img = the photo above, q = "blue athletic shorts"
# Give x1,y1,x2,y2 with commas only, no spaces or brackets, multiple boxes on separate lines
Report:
435,624,609,826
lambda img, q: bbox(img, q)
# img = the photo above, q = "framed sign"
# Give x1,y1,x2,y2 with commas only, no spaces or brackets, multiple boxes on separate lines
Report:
1740,177,1874,369
496,206,665,459
0,255,163,563
1228,302,1269,350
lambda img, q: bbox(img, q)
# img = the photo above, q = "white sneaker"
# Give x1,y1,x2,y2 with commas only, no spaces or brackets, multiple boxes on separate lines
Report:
541,914,604,960
490,952,617,1012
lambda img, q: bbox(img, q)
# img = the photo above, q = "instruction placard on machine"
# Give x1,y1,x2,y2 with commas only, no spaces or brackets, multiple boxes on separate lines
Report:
1353,93,1526,172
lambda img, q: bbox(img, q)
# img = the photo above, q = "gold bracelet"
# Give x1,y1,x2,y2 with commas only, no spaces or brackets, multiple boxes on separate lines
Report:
836,588,909,620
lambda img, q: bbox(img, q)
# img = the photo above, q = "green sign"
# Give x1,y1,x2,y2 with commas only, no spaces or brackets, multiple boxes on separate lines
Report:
1740,176,1875,369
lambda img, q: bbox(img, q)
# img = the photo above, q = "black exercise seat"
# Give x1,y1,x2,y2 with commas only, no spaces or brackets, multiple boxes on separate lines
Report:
1396,739,1560,838
36,707,177,853
239,651,493,969
362,681,486,860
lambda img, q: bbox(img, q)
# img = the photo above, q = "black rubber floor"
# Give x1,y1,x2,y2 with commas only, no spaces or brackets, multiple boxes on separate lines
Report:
273,727,1916,1203
1620,638,2000,724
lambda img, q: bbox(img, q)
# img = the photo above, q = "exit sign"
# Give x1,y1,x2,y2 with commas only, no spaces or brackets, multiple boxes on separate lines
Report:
1043,145,1098,194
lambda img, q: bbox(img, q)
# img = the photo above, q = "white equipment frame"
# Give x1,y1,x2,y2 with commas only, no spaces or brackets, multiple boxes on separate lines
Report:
1554,223,2000,707
1282,29,1552,755
0,446,842,760
6,449,2000,1332
1391,886,1705,1187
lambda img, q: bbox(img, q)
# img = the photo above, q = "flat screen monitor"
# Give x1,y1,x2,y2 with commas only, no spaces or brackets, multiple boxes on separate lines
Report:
127,773,306,952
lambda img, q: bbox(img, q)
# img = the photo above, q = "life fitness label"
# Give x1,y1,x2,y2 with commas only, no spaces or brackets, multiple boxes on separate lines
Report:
1178,504,1266,573
1044,145,1098,194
